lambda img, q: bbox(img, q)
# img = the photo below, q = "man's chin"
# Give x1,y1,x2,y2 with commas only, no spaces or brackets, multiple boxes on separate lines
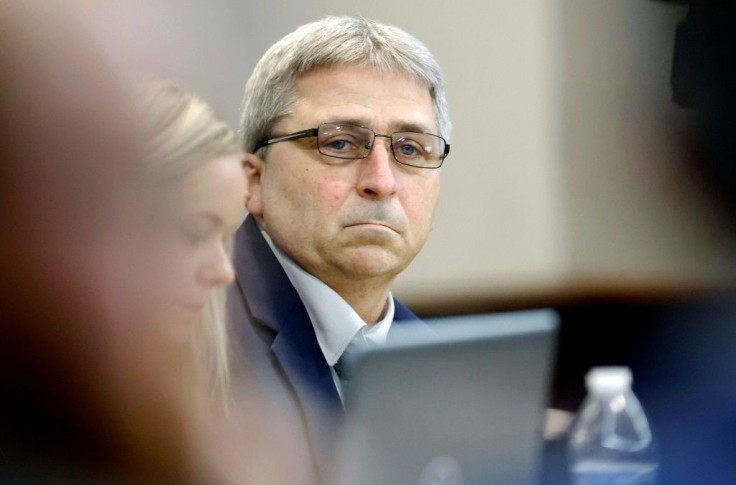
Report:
340,246,409,278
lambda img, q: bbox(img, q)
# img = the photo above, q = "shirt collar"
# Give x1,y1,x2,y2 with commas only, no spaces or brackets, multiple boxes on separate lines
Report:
260,228,394,366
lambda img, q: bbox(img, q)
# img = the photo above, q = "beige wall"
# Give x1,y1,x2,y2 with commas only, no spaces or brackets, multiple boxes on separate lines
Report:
79,0,736,310
558,1,736,287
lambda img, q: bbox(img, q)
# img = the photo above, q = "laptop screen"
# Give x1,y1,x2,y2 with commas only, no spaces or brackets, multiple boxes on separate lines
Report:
331,309,559,485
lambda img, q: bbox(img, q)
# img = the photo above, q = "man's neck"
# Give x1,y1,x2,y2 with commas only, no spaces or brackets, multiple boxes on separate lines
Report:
335,283,392,325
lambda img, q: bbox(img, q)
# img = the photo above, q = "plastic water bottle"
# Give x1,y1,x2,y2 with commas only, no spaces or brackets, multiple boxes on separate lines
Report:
568,367,658,485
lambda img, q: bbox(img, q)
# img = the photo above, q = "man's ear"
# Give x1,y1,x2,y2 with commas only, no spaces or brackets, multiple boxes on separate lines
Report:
243,152,264,216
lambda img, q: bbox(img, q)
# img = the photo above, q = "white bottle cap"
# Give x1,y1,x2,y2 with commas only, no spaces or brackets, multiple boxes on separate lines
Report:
585,366,632,393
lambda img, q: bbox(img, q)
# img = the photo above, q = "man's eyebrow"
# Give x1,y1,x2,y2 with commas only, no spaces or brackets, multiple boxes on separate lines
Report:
328,118,369,128
327,119,435,135
395,122,435,134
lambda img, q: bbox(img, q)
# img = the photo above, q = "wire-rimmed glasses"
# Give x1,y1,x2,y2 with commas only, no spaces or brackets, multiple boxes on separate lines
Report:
253,122,450,169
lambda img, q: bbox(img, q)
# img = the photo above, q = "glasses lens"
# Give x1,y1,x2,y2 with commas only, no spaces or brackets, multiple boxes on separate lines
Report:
391,132,446,168
317,123,373,160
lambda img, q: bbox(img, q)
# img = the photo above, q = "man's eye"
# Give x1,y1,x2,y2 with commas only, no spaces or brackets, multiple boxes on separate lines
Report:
395,140,425,159
320,135,363,157
327,139,351,150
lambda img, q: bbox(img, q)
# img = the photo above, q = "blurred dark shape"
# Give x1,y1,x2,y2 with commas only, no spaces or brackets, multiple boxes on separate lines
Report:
668,0,736,218
0,1,200,481
543,293,736,484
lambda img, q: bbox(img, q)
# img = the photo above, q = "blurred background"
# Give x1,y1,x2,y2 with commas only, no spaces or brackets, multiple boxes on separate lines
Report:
70,0,736,312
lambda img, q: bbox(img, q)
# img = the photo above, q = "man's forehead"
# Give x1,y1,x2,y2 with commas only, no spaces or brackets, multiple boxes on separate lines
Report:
286,66,437,133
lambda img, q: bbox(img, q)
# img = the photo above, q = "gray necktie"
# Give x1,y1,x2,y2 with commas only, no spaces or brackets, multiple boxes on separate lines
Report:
333,332,370,395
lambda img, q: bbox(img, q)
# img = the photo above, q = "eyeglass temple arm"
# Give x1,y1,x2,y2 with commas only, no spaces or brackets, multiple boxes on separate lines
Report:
253,128,319,152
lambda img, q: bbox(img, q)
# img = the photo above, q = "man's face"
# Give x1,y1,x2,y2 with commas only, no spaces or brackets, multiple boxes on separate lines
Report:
245,64,441,293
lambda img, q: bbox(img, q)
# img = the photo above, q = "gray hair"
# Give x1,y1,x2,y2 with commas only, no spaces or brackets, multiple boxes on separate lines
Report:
240,16,451,154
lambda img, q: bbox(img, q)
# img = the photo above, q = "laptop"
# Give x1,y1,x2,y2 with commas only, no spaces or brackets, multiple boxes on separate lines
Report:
330,309,559,485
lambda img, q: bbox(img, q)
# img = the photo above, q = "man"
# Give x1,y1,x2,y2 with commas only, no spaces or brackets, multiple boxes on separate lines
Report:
229,15,451,481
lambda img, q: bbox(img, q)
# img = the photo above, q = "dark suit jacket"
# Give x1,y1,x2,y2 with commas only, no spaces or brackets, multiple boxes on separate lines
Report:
228,215,424,483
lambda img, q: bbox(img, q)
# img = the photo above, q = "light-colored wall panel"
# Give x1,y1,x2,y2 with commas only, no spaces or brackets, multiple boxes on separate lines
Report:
558,0,736,288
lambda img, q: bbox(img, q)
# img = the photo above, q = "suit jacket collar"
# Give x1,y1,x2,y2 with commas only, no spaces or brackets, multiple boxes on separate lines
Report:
233,215,298,333
233,215,339,402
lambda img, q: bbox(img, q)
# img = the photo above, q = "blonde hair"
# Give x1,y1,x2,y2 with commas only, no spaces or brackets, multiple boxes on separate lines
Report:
139,80,240,410
142,81,240,181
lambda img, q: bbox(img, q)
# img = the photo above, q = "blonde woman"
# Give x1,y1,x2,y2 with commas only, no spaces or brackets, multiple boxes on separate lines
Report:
138,82,307,484
139,81,246,411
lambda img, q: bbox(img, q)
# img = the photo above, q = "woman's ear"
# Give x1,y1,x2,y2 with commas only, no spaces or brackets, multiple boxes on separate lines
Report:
243,153,264,216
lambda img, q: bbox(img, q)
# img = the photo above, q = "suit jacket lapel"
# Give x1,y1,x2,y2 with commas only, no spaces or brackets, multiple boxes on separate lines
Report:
270,315,343,472
232,215,300,331
232,216,342,476
393,297,422,323
391,297,429,327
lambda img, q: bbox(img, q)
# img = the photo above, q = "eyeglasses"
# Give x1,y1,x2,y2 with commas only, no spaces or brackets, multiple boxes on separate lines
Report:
253,122,450,169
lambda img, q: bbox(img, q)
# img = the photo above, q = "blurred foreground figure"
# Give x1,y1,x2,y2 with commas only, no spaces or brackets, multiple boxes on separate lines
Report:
0,1,194,481
0,3,297,483
0,2,218,482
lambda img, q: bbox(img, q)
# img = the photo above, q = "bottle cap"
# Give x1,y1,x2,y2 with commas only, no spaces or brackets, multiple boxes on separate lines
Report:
585,366,632,393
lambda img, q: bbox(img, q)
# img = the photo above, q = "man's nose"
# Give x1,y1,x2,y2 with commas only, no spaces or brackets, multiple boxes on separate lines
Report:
356,136,398,199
